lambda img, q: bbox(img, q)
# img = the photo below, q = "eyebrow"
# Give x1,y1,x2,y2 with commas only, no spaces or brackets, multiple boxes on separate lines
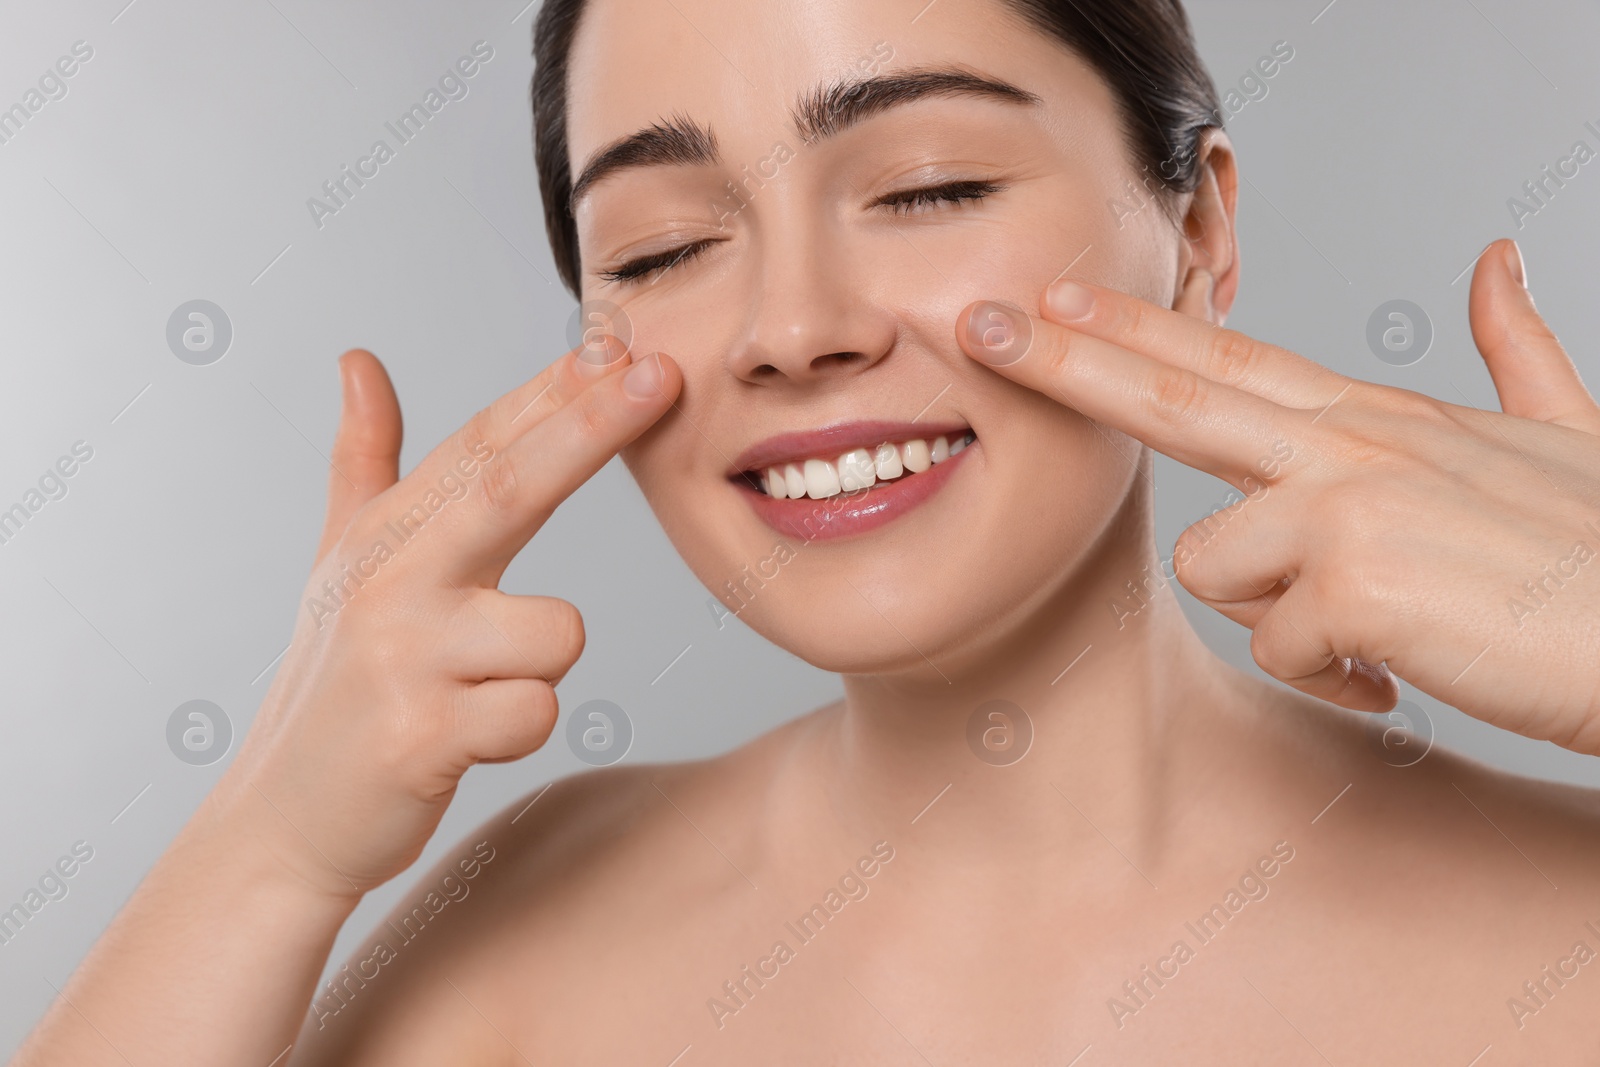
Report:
569,66,1041,203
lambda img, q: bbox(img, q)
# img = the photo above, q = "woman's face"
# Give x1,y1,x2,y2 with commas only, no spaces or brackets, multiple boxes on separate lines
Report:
566,0,1197,675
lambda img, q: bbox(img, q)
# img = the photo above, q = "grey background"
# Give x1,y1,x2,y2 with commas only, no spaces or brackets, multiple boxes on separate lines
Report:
0,0,1595,1051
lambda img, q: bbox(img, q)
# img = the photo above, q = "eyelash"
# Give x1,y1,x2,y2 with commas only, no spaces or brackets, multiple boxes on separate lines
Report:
877,178,1004,216
597,179,1005,286
597,241,715,285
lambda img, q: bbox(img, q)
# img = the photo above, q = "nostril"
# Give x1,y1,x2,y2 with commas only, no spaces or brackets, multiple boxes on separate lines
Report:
809,351,864,372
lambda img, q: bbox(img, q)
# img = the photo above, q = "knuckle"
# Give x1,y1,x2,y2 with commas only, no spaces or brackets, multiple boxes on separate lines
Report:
569,392,612,442
1299,563,1366,619
1039,327,1080,380
1205,329,1261,386
460,408,501,460
1144,364,1207,422
479,680,559,758
1247,615,1287,673
1172,523,1220,587
1374,383,1445,423
1115,298,1151,342
331,419,393,472
1325,424,1407,474
475,450,520,516
524,679,559,726
1174,522,1209,562
543,597,587,661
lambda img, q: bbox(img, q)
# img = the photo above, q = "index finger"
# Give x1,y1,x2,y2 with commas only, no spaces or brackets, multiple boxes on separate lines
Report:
1041,278,1348,409
348,336,672,583
958,297,1297,489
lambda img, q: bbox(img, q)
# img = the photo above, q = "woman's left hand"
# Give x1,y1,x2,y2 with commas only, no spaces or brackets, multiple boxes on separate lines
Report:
957,238,1600,754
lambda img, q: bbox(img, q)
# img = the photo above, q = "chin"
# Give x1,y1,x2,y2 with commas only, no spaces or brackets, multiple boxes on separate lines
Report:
632,399,1139,678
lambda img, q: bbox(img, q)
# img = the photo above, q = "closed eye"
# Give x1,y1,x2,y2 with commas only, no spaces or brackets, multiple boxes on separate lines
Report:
596,179,1004,286
598,238,718,285
874,178,1004,216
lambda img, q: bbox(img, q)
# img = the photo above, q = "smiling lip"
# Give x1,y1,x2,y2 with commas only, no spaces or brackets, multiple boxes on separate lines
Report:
729,420,978,543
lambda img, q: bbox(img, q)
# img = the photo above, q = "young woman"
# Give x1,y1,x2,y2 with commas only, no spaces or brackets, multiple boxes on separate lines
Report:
17,0,1600,1063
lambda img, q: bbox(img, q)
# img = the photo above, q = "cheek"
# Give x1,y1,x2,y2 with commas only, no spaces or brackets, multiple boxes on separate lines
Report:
861,187,1179,345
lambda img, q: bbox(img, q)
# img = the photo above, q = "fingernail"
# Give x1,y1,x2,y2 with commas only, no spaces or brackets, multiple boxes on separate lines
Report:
1046,279,1096,321
963,300,1033,366
1503,240,1527,289
576,333,629,379
623,351,665,399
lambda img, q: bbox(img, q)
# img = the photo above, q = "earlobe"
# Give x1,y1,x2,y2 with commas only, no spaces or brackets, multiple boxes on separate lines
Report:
1176,129,1241,326
1173,267,1217,324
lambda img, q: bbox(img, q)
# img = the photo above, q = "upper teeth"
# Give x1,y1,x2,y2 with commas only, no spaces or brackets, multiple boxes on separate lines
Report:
760,433,974,500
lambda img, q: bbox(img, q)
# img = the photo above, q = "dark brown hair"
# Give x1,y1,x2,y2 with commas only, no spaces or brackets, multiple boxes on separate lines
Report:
531,0,1221,296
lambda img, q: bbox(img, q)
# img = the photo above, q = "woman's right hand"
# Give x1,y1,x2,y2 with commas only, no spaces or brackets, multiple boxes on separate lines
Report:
209,340,680,902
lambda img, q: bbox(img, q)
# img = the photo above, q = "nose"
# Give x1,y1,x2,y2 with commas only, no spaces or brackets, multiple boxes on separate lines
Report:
723,225,897,387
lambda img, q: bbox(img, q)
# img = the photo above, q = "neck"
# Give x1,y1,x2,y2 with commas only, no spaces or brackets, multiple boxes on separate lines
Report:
818,462,1247,877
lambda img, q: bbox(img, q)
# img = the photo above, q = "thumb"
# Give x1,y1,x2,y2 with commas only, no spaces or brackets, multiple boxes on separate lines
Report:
315,349,402,564
1469,238,1600,432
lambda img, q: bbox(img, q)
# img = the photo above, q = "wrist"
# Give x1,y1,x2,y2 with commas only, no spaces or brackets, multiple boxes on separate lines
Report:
180,774,369,916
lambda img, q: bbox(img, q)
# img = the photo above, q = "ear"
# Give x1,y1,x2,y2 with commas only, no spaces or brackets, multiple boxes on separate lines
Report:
1173,128,1240,327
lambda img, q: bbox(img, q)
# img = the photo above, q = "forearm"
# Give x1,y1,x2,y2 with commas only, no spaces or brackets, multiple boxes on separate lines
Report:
11,787,361,1066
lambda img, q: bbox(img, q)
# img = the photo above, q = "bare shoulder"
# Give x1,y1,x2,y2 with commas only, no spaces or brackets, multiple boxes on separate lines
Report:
1246,683,1600,954
287,707,821,1065
1253,676,1600,854
1202,676,1600,1052
481,703,822,912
